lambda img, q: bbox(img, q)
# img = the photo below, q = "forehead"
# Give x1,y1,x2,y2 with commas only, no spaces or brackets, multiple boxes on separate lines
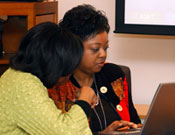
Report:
83,32,108,46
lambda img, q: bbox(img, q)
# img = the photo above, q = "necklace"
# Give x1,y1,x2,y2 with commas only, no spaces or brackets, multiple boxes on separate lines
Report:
93,75,107,130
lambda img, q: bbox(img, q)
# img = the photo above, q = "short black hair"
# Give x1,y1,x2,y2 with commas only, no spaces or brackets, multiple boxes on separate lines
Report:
59,4,110,41
10,22,83,88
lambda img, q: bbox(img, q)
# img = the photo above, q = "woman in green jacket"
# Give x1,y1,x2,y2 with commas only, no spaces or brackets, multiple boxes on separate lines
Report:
0,22,97,135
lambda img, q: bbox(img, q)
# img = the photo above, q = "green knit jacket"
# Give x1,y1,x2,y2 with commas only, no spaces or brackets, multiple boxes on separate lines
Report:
0,68,92,135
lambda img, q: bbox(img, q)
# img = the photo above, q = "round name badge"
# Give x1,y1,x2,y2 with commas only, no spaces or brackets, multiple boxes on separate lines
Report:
116,105,123,111
100,86,108,93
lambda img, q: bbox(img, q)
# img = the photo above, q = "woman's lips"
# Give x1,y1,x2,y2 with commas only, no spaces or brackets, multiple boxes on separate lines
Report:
98,62,104,67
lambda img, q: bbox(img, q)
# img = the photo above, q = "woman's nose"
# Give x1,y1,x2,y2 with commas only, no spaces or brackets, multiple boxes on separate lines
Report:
99,48,107,58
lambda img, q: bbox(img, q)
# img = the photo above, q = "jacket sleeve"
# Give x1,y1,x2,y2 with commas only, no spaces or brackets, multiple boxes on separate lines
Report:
11,75,92,135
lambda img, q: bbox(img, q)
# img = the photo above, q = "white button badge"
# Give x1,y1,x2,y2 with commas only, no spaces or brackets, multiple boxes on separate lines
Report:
116,105,123,111
100,86,108,93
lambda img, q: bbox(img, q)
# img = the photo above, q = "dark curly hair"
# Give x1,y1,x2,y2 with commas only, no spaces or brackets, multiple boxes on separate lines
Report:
59,4,110,41
10,22,83,88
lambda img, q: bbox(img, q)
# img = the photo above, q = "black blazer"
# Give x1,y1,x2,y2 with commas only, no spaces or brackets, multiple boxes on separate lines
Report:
70,63,141,132
89,63,141,132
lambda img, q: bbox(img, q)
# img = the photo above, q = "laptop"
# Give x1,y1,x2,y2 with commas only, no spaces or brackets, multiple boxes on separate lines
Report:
98,82,175,135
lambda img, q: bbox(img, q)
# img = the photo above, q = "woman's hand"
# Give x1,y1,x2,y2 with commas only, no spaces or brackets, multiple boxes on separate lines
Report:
136,123,142,128
103,120,138,131
77,86,97,108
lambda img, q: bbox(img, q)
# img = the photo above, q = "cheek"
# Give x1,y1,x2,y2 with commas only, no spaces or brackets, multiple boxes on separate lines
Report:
83,50,97,61
81,53,95,66
80,55,101,72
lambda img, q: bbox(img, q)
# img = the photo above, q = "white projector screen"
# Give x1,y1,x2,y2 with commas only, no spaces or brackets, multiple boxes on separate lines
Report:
125,0,175,26
114,0,175,35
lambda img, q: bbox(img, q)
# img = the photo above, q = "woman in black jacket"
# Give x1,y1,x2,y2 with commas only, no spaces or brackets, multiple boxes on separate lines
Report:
48,4,141,133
